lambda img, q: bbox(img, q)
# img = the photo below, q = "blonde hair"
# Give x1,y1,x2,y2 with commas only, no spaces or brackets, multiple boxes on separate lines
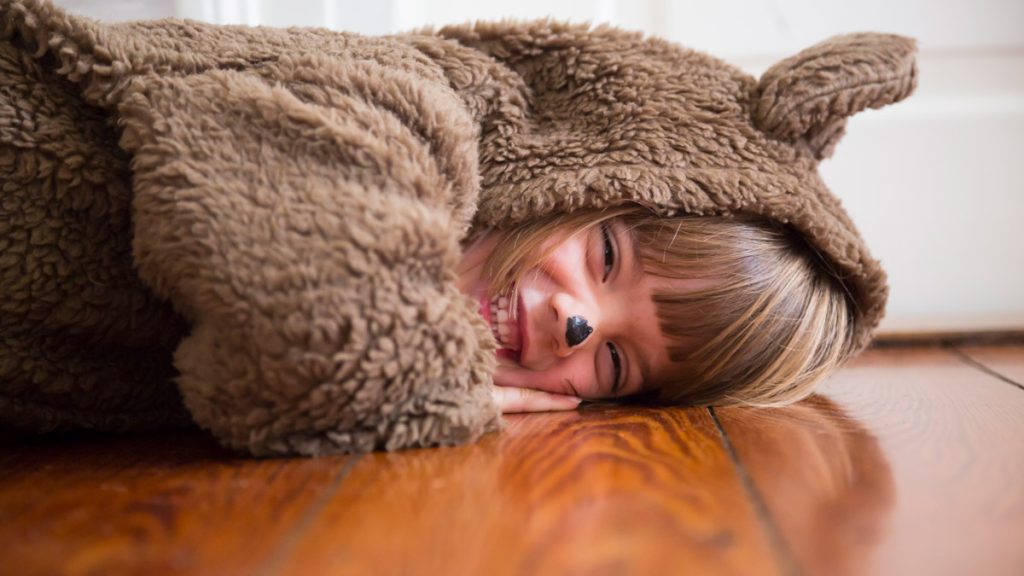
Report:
476,204,857,407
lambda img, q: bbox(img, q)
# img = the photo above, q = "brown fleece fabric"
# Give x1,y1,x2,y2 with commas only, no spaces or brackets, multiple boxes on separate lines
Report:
0,0,916,456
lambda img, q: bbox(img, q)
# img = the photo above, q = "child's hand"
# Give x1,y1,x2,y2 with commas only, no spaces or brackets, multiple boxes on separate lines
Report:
492,384,582,414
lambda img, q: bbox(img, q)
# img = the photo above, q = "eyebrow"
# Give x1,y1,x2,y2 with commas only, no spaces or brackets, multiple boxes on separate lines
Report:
623,221,645,282
635,344,652,391
618,222,652,392
619,339,652,395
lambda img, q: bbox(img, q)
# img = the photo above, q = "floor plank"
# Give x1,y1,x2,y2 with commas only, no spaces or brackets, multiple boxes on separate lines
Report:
954,343,1024,388
717,346,1024,576
268,406,783,576
0,430,354,575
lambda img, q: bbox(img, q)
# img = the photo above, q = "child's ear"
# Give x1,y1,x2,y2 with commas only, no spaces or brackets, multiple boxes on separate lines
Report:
752,33,918,160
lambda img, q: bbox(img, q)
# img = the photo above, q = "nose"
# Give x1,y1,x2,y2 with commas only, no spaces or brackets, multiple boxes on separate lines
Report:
566,315,593,347
550,292,601,357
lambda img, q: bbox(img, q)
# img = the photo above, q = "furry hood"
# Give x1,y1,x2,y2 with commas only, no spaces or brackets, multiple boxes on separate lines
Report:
420,21,916,352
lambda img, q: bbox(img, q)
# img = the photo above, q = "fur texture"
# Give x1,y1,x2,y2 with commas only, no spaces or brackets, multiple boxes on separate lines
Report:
0,0,916,456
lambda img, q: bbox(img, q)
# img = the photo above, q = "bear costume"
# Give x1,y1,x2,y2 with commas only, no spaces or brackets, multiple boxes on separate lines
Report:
0,0,916,455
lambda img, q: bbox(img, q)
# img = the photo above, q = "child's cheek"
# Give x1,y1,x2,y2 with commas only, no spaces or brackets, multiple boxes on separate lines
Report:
493,358,592,398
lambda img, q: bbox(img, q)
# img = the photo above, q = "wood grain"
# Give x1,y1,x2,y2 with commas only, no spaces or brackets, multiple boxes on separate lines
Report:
0,430,355,576
718,347,1024,576
268,406,782,576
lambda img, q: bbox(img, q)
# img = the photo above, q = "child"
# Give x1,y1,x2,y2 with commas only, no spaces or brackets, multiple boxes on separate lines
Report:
458,205,852,413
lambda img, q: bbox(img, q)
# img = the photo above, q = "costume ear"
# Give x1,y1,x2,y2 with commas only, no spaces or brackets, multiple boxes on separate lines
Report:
752,33,917,160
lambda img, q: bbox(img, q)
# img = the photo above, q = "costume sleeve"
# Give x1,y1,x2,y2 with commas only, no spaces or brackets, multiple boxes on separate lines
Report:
117,53,502,456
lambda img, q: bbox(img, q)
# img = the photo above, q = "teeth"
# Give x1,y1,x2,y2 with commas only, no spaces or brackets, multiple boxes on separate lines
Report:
488,289,518,351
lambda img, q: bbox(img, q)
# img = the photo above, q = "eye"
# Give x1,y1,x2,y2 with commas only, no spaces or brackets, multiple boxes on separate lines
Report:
607,342,622,393
601,223,616,281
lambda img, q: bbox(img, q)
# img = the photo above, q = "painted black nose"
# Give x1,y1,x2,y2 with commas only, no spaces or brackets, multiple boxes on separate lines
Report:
566,315,593,347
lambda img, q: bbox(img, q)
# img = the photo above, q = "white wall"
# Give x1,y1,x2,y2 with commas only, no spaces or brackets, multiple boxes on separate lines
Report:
54,0,1024,334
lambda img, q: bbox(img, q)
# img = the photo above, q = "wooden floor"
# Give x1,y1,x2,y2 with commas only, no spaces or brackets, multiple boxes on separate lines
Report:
1,344,1022,576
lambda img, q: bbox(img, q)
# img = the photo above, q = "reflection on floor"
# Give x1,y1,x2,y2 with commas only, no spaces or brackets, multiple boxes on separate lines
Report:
2,344,1022,576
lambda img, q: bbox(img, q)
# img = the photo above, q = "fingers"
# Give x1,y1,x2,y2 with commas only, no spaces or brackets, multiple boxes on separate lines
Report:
491,384,582,414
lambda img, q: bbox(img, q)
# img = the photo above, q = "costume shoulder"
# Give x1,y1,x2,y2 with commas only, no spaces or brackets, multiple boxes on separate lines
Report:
0,0,502,455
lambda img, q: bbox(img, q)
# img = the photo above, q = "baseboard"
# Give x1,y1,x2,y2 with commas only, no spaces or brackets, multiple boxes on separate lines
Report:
871,328,1024,348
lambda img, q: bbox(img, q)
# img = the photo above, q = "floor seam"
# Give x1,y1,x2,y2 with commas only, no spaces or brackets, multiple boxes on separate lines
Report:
255,452,364,576
709,406,801,576
949,346,1024,392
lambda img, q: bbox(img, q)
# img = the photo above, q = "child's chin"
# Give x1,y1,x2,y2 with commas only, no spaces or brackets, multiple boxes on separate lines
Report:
493,353,521,375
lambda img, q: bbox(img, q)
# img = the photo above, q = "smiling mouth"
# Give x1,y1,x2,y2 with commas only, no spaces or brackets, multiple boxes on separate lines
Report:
488,285,522,360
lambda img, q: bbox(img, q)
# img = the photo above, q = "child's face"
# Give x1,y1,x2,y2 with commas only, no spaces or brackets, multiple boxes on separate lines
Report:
459,220,680,400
